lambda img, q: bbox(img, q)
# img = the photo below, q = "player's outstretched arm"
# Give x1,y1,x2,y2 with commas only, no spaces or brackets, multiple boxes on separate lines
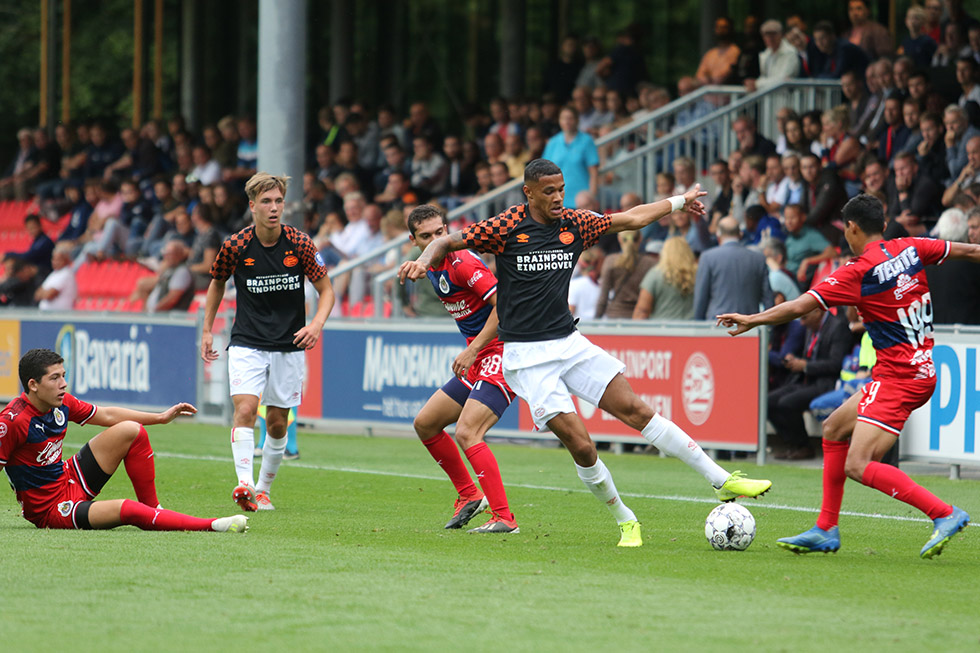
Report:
398,231,467,284
947,241,980,263
606,184,707,234
717,293,821,335
200,278,226,362
88,402,198,427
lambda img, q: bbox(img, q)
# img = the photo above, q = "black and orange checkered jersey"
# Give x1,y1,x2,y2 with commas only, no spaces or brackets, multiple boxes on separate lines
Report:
460,203,611,342
210,224,327,351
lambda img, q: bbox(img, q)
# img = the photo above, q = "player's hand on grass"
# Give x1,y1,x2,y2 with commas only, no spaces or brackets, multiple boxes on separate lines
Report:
683,183,708,217
201,331,219,362
293,324,321,350
398,260,426,284
716,313,753,335
452,345,478,378
160,402,197,423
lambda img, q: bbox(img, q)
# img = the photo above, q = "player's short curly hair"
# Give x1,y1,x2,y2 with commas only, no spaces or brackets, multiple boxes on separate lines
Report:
524,159,562,184
245,172,290,203
406,204,446,237
19,348,64,392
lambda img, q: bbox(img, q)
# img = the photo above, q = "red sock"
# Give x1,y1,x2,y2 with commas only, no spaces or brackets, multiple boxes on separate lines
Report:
421,431,478,498
118,499,215,531
861,461,953,520
816,439,849,531
124,426,159,507
465,442,513,521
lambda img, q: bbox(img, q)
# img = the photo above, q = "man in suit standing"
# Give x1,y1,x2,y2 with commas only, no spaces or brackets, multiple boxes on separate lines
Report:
693,217,773,320
768,308,852,459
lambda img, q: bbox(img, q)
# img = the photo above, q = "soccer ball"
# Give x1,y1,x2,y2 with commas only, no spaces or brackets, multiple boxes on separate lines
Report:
704,503,756,551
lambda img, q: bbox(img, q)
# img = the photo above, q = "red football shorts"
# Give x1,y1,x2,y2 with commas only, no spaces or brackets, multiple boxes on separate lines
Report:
464,340,515,401
24,455,97,529
855,376,936,436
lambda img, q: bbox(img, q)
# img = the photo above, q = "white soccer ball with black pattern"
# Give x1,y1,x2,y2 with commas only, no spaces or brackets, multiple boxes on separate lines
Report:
704,503,756,551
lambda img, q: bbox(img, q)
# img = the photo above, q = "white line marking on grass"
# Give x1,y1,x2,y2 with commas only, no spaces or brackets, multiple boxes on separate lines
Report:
70,444,976,528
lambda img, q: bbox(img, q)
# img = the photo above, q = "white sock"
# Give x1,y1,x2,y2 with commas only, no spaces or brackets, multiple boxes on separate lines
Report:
256,435,287,494
230,427,255,487
641,414,729,487
575,458,636,523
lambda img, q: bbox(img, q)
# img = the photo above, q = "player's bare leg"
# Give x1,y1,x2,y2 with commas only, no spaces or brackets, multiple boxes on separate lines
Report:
598,374,770,501
456,398,517,533
86,499,248,533
414,390,485,528
254,405,288,510
88,420,160,507
231,393,260,511
548,411,640,546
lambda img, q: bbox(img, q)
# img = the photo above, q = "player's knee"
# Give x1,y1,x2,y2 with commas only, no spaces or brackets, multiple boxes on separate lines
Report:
822,417,847,442
454,427,482,450
413,413,438,439
117,420,142,443
626,399,655,430
843,454,868,481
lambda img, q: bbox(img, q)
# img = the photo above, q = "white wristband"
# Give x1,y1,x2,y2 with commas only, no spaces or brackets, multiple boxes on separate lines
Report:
669,195,685,212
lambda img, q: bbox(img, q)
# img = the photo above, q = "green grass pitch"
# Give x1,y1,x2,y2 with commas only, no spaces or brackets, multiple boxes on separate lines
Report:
1,422,977,652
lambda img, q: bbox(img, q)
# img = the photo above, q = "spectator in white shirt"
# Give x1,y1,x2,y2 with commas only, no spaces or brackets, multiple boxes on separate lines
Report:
188,145,221,186
745,20,801,92
35,243,77,311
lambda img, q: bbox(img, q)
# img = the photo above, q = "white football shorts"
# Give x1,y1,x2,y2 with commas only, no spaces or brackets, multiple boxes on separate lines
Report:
227,346,305,408
502,331,625,430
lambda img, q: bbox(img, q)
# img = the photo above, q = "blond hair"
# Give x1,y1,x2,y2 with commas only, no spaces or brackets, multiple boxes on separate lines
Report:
245,172,290,203
615,230,641,272
658,236,697,295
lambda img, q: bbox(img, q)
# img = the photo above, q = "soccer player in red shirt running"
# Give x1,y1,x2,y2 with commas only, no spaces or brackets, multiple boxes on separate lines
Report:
0,348,247,533
406,205,518,533
719,194,976,558
401,159,771,547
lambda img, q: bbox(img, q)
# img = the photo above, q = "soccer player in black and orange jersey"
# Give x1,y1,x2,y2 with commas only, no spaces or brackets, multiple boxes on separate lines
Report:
201,173,335,512
0,348,247,533
399,159,772,547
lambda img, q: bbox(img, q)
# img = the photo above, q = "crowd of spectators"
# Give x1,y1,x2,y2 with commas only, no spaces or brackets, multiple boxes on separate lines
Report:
1,3,979,331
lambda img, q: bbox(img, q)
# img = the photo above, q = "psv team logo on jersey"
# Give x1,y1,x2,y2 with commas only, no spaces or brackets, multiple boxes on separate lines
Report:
283,251,299,267
559,231,574,245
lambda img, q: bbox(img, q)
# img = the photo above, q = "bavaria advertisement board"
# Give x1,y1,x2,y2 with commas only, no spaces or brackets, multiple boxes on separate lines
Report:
18,318,198,409
902,328,980,465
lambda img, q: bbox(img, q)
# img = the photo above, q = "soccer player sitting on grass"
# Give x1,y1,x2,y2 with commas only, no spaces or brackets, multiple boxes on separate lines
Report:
404,205,519,534
0,348,248,533
400,159,772,547
719,194,976,558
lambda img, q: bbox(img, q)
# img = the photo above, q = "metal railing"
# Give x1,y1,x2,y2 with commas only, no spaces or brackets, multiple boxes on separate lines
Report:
334,79,843,314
